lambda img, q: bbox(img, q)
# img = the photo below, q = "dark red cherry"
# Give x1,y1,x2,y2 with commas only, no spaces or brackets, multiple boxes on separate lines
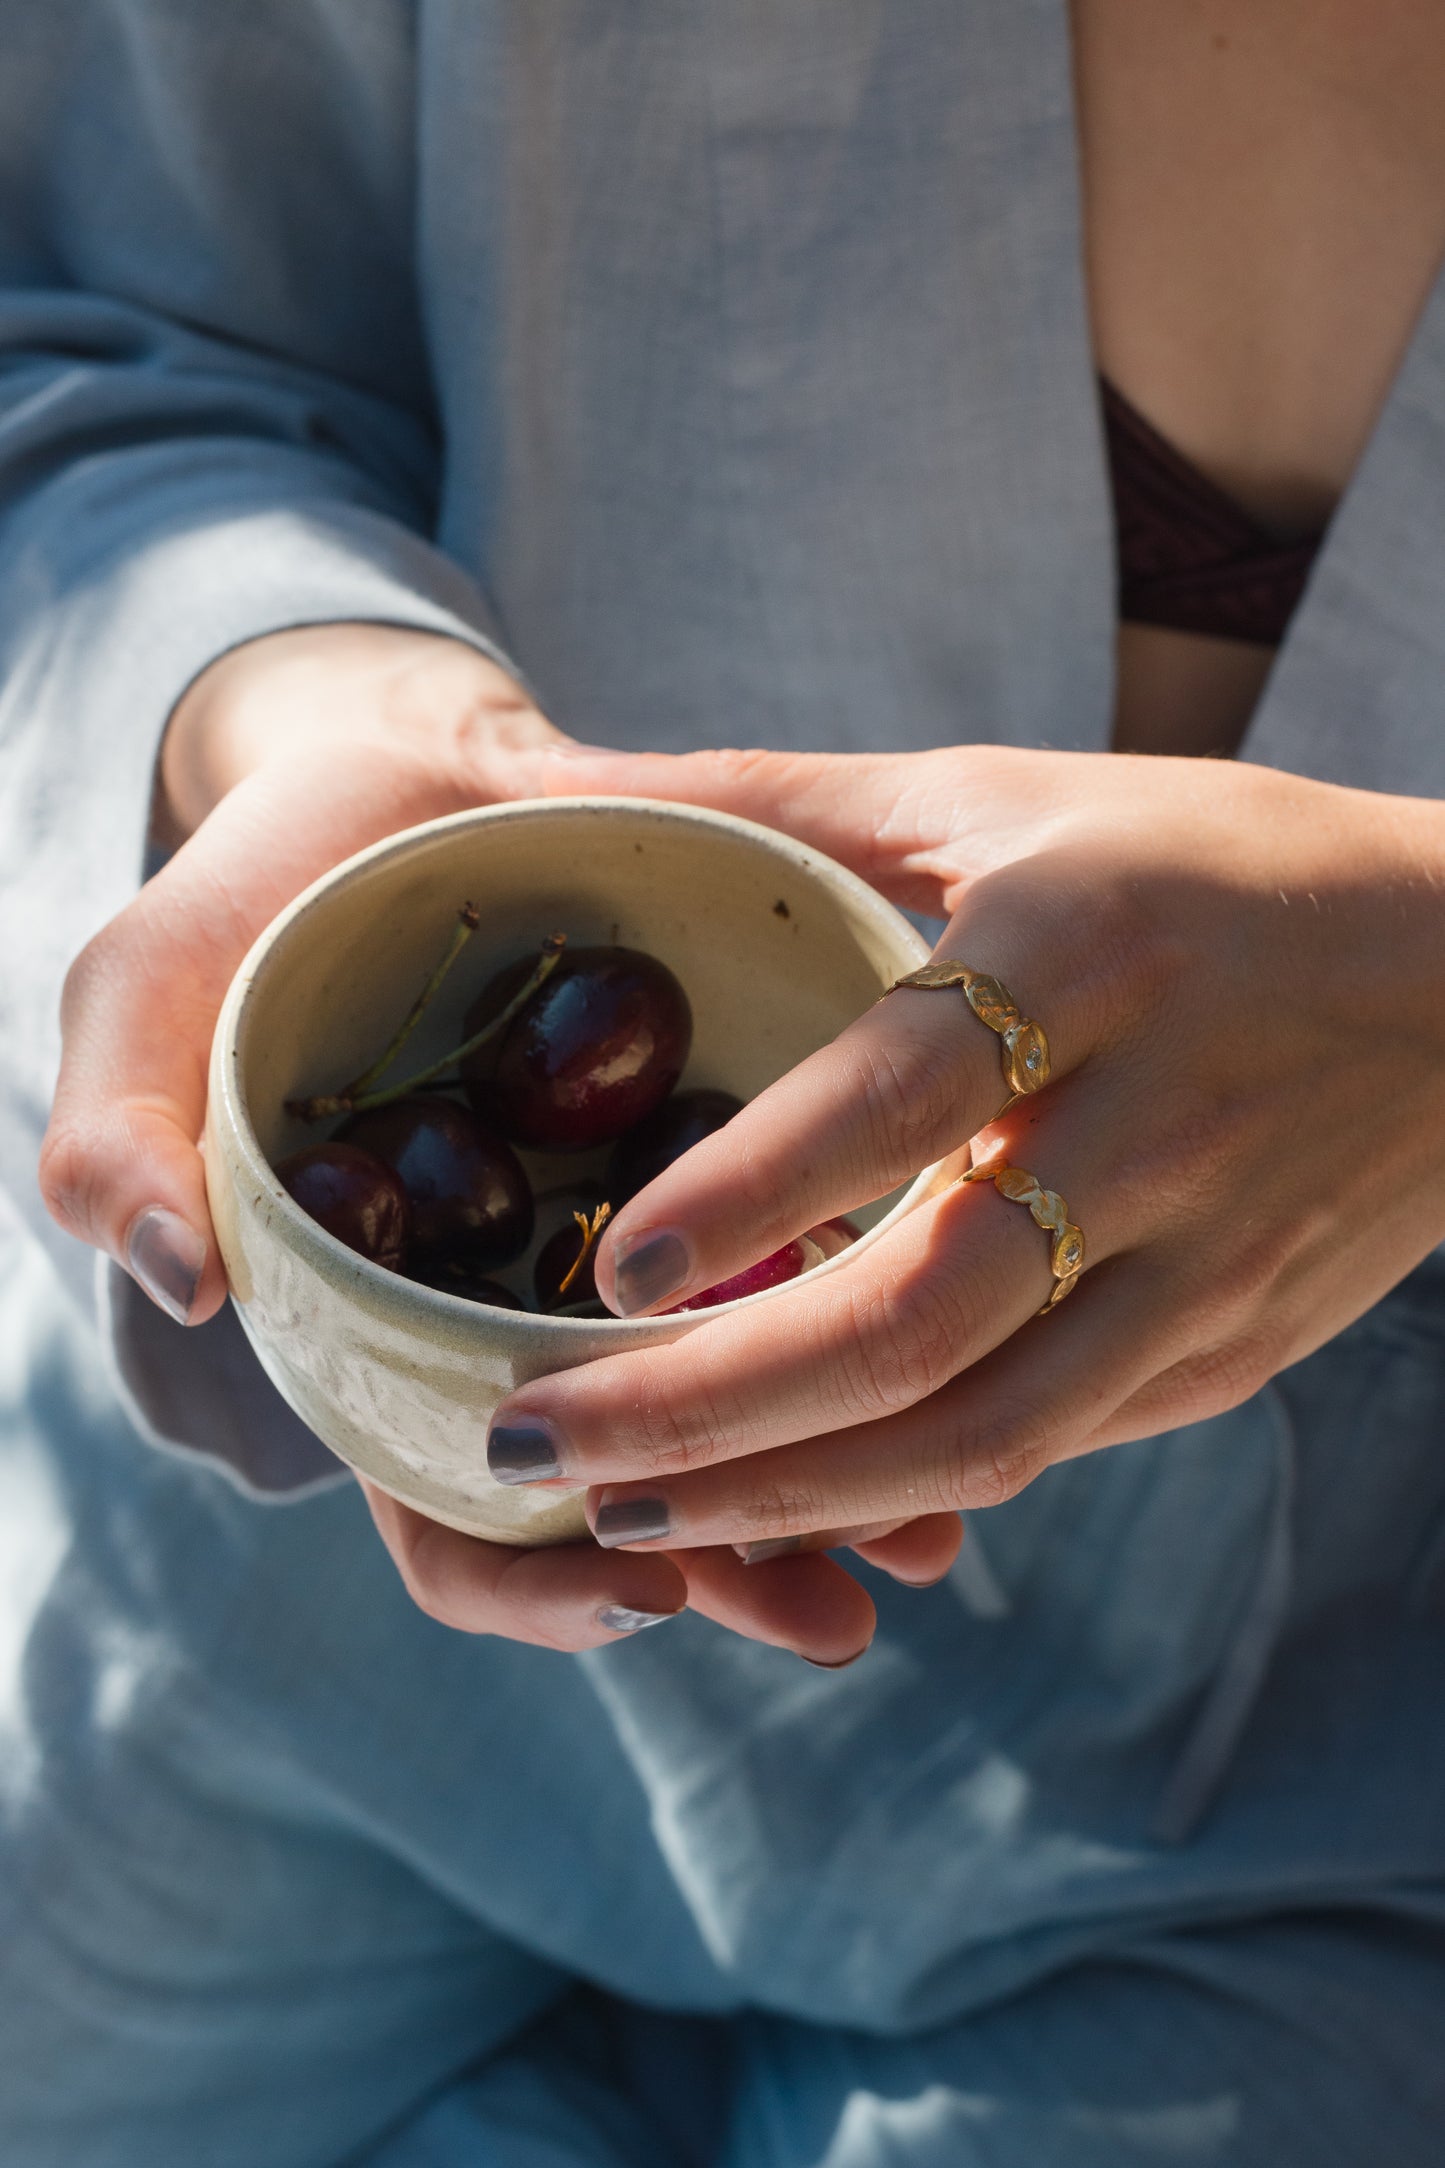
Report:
340,1095,532,1268
462,946,692,1151
276,1142,411,1271
667,1233,826,1313
606,1088,743,1203
408,1253,527,1309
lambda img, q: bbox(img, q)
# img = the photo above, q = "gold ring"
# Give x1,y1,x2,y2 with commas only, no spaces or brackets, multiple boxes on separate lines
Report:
884,960,1051,1101
962,1158,1084,1314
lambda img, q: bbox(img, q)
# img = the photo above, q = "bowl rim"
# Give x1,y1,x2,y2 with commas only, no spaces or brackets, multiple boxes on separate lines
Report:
209,794,937,1336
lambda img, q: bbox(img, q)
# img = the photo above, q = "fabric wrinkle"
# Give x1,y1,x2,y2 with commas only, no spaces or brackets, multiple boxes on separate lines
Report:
1150,1386,1298,1844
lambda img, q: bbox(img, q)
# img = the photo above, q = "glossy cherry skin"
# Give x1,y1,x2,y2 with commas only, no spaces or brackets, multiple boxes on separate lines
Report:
667,1233,826,1312
463,946,692,1151
408,1254,527,1309
276,1142,411,1271
340,1094,533,1268
606,1087,743,1203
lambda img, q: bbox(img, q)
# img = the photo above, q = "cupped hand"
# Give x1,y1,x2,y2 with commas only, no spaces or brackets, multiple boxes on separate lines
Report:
479,741,1445,1562
41,624,564,1327
36,627,954,1657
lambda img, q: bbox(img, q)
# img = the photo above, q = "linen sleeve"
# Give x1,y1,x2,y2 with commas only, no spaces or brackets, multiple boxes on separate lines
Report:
0,3,515,1484
0,290,516,1276
0,0,515,1260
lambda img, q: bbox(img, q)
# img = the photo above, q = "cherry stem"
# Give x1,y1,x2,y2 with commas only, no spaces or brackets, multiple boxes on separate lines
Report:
288,930,567,1122
342,901,481,1102
555,1201,612,1302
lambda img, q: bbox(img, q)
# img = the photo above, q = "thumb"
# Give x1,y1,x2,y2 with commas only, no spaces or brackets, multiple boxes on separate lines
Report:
40,871,231,1326
38,739,495,1325
504,743,963,913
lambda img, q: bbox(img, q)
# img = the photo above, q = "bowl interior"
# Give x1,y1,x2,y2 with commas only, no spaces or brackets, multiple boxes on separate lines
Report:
238,797,928,1288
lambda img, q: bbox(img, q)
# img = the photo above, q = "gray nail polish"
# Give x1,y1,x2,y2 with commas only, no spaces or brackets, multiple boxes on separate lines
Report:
596,1604,679,1635
125,1207,205,1325
744,1537,802,1565
593,1498,673,1547
612,1231,690,1315
487,1423,564,1484
803,1645,871,1670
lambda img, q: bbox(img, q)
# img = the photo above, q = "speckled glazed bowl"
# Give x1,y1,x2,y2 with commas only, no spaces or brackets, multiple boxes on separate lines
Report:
205,797,933,1544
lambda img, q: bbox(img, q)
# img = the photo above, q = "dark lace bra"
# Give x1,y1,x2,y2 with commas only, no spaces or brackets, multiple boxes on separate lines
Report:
1102,378,1325,648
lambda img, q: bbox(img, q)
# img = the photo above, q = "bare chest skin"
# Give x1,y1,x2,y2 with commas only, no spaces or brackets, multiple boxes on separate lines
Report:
1069,0,1445,756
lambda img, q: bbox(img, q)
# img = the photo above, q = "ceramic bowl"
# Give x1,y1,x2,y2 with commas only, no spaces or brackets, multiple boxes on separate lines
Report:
204,797,932,1544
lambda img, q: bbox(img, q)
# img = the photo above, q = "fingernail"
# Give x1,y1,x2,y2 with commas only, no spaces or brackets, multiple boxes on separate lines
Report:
611,1230,690,1315
803,1645,871,1670
743,1537,801,1565
596,1603,680,1635
487,1421,566,1485
593,1497,673,1547
125,1207,205,1325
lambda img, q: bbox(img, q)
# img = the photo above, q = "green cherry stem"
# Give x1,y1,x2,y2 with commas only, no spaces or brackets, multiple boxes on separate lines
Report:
288,930,567,1122
341,900,481,1101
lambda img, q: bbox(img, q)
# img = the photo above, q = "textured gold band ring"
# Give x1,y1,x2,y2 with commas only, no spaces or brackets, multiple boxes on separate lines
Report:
884,960,1051,1101
962,1159,1085,1314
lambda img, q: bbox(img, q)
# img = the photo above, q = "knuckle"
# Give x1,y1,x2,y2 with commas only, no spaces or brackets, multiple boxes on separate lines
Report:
1104,1085,1241,1232
855,1030,963,1180
707,1138,795,1251
735,1474,830,1543
973,858,1173,1053
708,746,784,790
1157,1335,1279,1421
443,683,543,774
1076,866,1183,1029
834,1272,973,1423
618,1362,728,1476
37,1120,103,1237
942,1402,1053,1511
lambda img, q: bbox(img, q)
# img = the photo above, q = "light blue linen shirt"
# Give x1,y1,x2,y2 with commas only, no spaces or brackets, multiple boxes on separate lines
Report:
2,5,1445,2130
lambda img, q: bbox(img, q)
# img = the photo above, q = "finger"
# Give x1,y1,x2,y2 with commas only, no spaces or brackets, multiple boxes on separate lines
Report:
499,744,966,911
507,740,1134,1317
844,1513,964,1586
674,1543,878,1666
736,1513,963,1587
582,1251,1181,1549
359,1479,687,1649
593,914,1102,1318
486,1105,1128,1491
39,740,494,1325
494,741,1094,918
364,1479,876,1662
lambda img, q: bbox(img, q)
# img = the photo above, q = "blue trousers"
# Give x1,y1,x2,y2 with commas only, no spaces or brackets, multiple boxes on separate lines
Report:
3,1220,1444,2165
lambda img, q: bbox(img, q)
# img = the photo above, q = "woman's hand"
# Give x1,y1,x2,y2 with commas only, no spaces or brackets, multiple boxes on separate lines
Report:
37,629,954,1659
479,741,1445,1573
42,623,564,1326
